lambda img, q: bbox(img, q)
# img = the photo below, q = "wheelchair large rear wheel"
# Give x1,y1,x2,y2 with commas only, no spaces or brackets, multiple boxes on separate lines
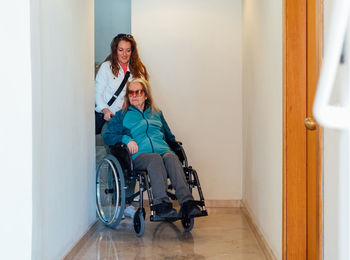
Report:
96,154,126,228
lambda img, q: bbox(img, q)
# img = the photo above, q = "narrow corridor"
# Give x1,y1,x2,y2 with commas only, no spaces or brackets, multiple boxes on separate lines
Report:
65,208,267,259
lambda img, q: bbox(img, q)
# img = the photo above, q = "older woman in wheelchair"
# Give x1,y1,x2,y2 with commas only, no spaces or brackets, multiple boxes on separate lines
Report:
96,78,207,236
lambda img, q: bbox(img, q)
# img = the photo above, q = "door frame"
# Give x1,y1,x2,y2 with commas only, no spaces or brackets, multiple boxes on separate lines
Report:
283,0,323,259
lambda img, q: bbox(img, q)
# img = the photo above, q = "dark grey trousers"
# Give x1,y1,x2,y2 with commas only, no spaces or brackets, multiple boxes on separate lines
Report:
133,152,193,205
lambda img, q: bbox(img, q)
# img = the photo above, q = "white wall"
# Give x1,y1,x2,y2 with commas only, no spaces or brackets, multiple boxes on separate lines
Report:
242,0,283,259
132,0,243,201
95,0,131,63
0,1,32,259
322,1,348,259
31,0,96,259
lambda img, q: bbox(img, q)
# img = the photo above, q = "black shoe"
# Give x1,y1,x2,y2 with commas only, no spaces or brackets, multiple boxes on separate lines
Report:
181,200,202,218
153,202,178,218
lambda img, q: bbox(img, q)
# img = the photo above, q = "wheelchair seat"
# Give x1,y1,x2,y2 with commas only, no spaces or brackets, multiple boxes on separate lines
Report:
96,141,208,236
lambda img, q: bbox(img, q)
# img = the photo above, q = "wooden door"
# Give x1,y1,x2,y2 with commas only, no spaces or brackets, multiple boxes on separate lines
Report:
283,0,323,259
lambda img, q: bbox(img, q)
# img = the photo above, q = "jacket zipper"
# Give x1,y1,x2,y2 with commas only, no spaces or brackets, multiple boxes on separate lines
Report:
136,108,154,153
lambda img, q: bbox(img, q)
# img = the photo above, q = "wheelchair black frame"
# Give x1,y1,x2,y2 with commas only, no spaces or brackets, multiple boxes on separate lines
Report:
97,141,208,235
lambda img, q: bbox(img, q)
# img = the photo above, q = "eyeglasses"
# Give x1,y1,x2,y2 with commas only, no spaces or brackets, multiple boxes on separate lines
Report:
128,89,144,97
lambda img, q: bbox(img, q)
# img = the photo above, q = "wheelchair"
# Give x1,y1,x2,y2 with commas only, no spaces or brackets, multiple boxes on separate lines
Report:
96,140,208,236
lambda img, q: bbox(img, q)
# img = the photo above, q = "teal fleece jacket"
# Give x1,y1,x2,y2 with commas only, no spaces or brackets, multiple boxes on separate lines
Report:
103,105,176,159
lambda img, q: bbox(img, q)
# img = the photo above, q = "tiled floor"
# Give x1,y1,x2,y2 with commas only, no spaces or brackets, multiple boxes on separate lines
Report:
66,207,267,260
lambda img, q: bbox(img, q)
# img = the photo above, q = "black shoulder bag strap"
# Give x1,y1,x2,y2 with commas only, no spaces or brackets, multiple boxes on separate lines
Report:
107,71,131,106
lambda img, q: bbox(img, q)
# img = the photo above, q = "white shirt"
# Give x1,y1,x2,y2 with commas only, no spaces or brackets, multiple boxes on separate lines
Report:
95,61,133,114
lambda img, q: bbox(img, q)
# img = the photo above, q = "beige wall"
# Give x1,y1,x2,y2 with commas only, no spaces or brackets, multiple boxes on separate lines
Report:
242,0,283,259
132,0,243,200
31,0,96,259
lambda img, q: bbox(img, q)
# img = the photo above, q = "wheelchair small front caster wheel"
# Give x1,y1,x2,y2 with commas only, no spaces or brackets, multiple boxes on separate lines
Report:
181,217,194,232
135,207,146,221
134,209,145,237
140,207,146,219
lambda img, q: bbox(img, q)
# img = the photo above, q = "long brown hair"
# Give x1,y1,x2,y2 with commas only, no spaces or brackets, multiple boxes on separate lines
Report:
97,34,149,80
123,78,159,114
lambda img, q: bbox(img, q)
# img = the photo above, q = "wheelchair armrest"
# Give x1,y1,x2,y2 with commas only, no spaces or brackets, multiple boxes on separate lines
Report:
109,142,133,172
167,140,187,166
167,140,182,151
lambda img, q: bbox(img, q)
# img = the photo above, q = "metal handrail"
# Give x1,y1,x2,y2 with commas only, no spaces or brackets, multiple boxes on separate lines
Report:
313,1,350,259
313,0,350,129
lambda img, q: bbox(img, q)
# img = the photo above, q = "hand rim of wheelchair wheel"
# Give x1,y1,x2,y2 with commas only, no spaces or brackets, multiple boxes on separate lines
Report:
181,217,194,232
133,210,145,237
139,207,146,219
96,155,126,227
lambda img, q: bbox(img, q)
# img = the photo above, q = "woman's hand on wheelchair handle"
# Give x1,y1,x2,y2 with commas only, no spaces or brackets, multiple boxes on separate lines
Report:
127,141,138,155
102,108,114,121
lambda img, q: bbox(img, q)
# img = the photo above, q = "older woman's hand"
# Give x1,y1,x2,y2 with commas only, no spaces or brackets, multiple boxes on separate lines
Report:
102,108,114,121
127,141,139,155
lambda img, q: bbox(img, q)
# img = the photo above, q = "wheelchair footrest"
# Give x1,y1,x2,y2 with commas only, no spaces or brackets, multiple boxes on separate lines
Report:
150,215,178,222
150,210,207,222
150,205,208,222
197,210,208,217
193,200,208,218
